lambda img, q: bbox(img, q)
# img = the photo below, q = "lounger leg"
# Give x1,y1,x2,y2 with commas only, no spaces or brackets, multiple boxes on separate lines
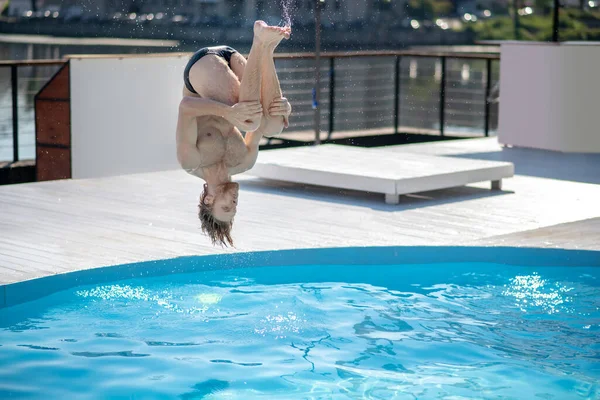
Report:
491,180,502,190
385,194,400,204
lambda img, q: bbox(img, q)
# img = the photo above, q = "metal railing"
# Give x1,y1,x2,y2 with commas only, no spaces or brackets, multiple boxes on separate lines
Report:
272,50,501,143
0,59,65,163
0,50,500,162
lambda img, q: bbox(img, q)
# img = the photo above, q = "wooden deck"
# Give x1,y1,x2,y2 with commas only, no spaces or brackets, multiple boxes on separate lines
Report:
1,137,599,286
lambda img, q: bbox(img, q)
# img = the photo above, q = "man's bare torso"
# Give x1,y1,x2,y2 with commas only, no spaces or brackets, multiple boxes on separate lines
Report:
192,115,247,170
177,72,250,175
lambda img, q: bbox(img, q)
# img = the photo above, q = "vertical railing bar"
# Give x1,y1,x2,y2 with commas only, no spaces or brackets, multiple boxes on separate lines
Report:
552,0,560,42
484,58,492,137
11,65,19,162
439,56,446,137
313,1,322,145
327,57,335,140
393,56,401,134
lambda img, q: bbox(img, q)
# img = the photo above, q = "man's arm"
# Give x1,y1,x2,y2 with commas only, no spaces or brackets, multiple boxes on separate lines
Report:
229,97,291,176
228,129,264,176
229,111,279,176
179,96,230,118
176,100,204,175
180,96,262,132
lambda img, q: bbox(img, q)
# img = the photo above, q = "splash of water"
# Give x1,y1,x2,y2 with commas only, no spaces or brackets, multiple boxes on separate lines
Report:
280,0,295,27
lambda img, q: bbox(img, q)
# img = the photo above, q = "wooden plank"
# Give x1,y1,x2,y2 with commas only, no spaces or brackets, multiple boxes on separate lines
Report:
471,218,600,250
0,210,200,261
0,251,59,275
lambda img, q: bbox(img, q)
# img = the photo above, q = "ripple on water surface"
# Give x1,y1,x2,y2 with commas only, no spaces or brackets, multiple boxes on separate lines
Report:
0,263,598,399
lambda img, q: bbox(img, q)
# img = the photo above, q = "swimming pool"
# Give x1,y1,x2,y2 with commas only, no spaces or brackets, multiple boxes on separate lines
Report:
0,247,598,399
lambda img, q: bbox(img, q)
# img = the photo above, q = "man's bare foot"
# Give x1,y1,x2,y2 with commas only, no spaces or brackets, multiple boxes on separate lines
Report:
254,20,291,46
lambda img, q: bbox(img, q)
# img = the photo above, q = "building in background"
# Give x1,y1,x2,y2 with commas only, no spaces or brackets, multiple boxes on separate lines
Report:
7,0,409,27
7,0,34,15
8,0,594,22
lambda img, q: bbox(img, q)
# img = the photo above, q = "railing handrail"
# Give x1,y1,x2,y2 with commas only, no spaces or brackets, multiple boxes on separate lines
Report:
0,59,67,67
0,49,499,66
274,50,500,60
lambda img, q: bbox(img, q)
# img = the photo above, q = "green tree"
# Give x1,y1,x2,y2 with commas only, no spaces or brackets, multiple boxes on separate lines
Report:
406,0,453,19
471,7,600,41
430,0,452,15
534,0,552,15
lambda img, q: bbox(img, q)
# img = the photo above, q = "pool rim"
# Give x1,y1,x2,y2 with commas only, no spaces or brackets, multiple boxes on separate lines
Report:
2,245,599,309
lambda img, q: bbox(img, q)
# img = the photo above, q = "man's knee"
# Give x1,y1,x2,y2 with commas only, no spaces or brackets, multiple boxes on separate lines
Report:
245,118,262,132
260,115,285,138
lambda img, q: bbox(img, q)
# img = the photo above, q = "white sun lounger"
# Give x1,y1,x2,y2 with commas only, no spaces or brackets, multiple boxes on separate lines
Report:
247,144,514,204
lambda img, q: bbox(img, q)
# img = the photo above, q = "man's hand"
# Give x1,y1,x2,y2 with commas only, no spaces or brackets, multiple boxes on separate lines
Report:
227,101,263,131
268,97,291,128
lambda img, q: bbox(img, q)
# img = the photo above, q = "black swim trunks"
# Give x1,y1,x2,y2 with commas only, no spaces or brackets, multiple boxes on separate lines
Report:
183,46,238,94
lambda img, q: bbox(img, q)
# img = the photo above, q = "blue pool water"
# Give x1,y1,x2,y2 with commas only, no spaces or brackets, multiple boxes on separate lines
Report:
0,261,598,399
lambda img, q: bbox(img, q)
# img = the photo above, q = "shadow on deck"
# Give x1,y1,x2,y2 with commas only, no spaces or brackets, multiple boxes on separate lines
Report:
447,147,600,185
239,177,514,213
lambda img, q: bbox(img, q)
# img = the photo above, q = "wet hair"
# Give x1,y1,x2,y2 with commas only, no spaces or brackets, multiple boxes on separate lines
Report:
198,185,234,247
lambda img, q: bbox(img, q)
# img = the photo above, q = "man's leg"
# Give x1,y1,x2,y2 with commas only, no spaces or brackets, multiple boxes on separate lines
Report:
256,26,290,138
231,21,288,131
258,42,285,136
229,40,261,131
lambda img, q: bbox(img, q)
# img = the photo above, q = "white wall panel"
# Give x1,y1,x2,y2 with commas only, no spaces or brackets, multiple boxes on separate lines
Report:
498,42,600,153
70,55,188,178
